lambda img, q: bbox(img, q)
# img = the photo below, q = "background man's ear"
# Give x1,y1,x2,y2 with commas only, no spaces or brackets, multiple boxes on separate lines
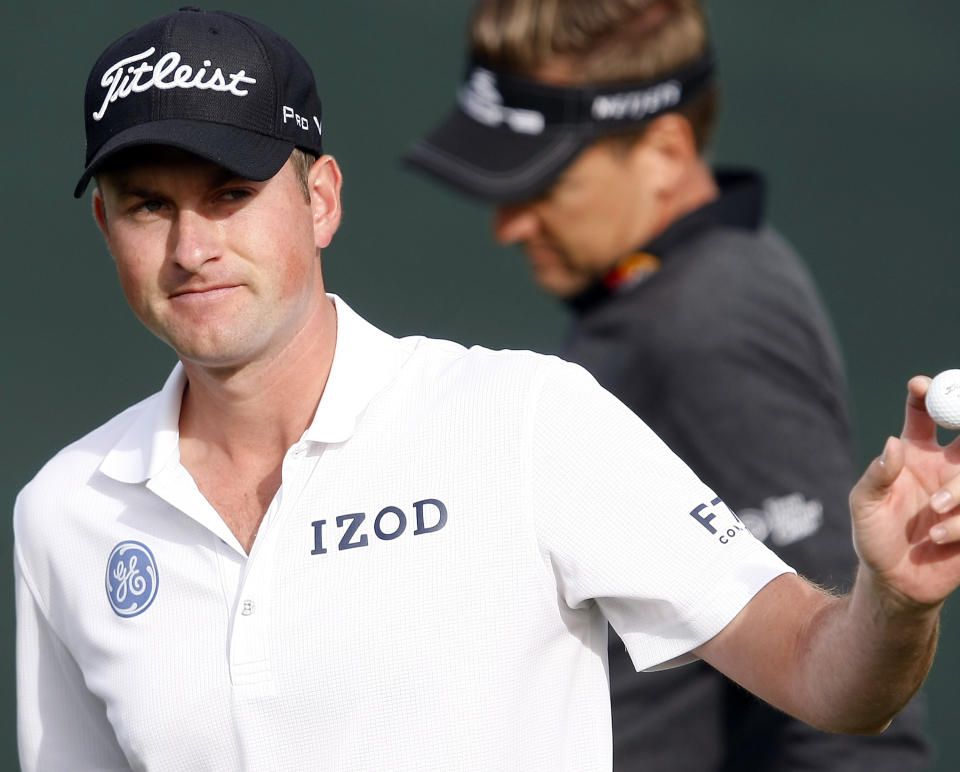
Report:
628,113,699,197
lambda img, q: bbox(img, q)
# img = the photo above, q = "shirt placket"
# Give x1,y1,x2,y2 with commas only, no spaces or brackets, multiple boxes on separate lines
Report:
228,438,320,691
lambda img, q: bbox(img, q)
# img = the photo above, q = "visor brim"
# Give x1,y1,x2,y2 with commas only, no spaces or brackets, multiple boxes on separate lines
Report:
404,107,592,203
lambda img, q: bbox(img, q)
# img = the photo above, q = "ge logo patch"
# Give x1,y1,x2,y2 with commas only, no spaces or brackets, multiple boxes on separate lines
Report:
105,541,158,618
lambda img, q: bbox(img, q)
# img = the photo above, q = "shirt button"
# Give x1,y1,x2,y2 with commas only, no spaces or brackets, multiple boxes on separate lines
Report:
241,599,256,616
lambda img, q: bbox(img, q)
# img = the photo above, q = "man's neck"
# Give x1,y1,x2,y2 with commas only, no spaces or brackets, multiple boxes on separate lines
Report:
175,294,338,553
657,158,719,239
178,293,338,463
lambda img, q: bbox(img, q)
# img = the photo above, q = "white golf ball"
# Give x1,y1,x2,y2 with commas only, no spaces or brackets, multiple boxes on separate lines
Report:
926,369,960,430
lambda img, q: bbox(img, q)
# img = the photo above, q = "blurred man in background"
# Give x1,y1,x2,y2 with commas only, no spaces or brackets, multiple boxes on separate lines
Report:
406,0,930,768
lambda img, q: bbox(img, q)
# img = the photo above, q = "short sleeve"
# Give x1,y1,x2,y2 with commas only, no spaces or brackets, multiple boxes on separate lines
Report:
526,358,794,671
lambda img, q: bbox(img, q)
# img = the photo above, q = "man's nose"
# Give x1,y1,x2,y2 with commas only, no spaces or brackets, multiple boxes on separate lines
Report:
171,209,221,271
492,202,539,245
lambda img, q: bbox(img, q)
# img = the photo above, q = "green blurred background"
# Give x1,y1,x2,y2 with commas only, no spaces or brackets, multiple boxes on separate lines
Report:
2,1,957,768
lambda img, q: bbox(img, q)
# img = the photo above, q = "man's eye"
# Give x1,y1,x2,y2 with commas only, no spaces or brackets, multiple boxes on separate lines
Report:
221,189,251,201
136,200,163,213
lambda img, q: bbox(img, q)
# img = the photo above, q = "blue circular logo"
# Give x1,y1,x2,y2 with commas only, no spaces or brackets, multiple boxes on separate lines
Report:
105,541,159,618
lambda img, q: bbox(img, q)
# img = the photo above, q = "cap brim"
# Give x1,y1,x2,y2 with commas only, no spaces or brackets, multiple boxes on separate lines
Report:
74,119,295,198
404,107,590,203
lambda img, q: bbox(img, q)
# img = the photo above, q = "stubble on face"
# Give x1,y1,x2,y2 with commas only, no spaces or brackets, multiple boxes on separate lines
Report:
495,140,656,299
97,151,321,374
522,240,597,297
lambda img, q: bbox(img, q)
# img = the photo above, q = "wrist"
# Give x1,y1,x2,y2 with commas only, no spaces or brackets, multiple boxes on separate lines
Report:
854,563,944,624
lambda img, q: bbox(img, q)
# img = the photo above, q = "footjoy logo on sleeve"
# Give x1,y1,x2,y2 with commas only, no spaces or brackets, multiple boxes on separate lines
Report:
689,496,747,546
93,47,258,121
106,541,159,617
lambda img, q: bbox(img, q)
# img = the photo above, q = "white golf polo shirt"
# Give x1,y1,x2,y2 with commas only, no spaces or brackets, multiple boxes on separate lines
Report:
16,295,792,771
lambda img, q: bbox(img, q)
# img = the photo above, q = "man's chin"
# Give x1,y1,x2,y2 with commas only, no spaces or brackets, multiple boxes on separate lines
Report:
529,265,591,298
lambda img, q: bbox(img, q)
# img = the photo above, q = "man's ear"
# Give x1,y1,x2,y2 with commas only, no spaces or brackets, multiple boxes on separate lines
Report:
92,187,110,239
308,155,343,249
627,113,699,196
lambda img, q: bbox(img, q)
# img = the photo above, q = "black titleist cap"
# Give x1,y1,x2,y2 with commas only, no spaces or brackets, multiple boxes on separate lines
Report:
75,7,323,197
405,50,715,202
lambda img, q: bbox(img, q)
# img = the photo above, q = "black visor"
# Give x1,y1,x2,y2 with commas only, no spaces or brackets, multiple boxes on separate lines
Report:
405,50,715,202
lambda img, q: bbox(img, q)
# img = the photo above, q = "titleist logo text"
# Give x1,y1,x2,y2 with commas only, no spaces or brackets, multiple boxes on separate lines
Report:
93,47,257,121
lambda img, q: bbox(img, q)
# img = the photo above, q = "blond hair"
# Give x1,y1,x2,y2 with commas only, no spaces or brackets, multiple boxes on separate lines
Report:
291,148,316,203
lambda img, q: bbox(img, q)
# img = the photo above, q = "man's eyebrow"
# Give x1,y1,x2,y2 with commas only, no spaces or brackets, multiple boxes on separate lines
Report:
108,167,253,198
108,179,165,200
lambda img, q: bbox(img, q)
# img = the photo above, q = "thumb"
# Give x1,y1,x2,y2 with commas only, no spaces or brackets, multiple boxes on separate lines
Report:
850,436,904,514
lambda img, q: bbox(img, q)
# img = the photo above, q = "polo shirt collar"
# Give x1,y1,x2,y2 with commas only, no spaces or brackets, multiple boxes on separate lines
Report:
641,167,765,257
566,167,766,314
99,294,412,484
303,294,414,444
99,365,186,484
